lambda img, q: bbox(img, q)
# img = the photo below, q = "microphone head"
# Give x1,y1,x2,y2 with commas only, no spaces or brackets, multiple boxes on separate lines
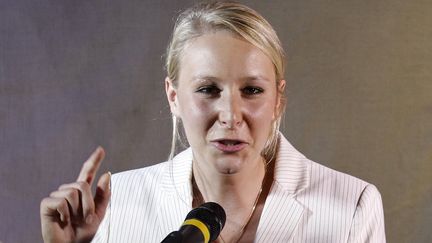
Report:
186,202,226,241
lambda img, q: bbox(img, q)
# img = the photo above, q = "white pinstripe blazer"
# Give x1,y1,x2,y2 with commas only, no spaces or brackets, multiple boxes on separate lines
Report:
92,134,385,242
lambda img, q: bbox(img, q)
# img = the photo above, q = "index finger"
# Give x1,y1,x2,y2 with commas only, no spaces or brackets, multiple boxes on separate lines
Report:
77,146,105,185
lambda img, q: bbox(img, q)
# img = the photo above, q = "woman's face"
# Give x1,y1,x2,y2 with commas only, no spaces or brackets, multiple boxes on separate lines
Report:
166,31,285,175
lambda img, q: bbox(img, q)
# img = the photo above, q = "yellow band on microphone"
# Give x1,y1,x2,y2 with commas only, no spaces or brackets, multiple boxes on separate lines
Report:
182,219,210,243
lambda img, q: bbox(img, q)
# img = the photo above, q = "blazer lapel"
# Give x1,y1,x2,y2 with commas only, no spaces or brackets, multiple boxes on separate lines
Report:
156,135,311,242
157,149,194,237
255,134,311,242
255,183,305,242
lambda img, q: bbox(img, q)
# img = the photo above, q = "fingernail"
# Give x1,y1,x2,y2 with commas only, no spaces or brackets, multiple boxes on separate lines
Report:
60,213,66,223
95,146,103,154
86,214,94,224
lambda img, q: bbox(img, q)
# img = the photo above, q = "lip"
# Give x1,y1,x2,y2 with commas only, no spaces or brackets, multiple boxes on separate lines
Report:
210,139,248,153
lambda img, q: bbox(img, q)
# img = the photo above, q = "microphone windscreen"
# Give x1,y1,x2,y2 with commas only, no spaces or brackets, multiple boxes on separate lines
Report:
185,202,226,241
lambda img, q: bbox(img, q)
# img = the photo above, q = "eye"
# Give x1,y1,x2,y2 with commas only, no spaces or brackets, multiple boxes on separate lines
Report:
196,85,221,96
242,86,264,95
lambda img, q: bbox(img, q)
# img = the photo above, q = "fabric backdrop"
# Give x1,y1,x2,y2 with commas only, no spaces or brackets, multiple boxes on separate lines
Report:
0,0,431,242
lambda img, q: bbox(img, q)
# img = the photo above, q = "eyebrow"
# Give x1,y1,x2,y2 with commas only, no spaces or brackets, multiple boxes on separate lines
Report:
191,75,272,83
191,75,220,83
243,75,272,83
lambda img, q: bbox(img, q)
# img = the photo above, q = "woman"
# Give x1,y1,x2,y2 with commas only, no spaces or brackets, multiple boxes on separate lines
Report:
40,1,386,242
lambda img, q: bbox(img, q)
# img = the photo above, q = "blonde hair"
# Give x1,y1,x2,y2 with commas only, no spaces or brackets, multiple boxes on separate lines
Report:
166,1,286,162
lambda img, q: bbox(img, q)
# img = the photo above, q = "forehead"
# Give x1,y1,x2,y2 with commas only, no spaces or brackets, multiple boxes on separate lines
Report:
178,31,276,83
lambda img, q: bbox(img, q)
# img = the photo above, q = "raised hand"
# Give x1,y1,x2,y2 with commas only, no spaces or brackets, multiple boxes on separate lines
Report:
40,147,111,243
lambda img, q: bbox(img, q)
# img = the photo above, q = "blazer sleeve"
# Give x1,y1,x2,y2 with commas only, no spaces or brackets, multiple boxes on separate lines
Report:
91,201,111,243
347,184,386,243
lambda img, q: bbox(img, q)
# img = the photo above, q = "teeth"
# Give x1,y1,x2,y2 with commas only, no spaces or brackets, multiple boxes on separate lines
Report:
221,141,239,146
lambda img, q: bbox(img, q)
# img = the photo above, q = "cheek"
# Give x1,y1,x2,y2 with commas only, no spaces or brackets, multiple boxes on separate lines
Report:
250,108,274,130
178,96,215,132
248,94,278,119
246,98,277,139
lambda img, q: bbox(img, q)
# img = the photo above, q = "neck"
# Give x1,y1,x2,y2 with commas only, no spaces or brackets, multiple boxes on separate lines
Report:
192,156,270,243
192,156,266,207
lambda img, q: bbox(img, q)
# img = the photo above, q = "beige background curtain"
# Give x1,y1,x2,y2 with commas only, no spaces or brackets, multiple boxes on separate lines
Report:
0,0,431,242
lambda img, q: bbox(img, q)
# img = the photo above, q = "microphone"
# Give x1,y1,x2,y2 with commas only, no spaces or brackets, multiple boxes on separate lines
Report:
161,202,226,243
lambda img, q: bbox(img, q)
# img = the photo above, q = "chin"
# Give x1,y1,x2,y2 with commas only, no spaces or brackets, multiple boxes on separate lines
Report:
214,159,245,175
219,167,239,175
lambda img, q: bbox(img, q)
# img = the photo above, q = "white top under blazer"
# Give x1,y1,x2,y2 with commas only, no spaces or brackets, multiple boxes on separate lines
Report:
92,134,386,242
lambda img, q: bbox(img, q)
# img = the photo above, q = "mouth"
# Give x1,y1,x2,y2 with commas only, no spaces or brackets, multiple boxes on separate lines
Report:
210,139,248,153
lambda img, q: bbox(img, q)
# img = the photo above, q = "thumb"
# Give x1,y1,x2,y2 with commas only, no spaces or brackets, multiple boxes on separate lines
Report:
94,172,111,219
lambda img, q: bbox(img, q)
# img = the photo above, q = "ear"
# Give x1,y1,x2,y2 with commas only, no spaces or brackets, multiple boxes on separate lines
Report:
274,79,286,119
165,77,181,117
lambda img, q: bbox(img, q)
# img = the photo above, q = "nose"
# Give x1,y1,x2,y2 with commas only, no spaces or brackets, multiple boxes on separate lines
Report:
218,91,242,129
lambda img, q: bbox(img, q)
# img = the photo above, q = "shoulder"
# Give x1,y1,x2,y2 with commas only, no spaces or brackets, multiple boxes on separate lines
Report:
276,133,381,206
110,147,193,191
276,136,385,240
293,150,383,231
309,160,371,197
112,161,169,182
110,161,170,195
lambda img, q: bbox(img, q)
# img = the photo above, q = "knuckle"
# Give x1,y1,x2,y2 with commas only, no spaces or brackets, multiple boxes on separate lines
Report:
59,183,67,188
65,188,79,200
40,197,50,206
59,198,68,207
77,181,90,190
59,200,70,214
71,188,80,199
58,183,71,190
82,197,95,213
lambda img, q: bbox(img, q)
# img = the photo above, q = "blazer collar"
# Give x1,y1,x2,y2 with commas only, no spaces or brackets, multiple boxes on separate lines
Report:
254,134,310,241
160,148,193,198
158,134,311,241
162,133,311,194
160,133,311,196
273,133,311,195
157,149,194,235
